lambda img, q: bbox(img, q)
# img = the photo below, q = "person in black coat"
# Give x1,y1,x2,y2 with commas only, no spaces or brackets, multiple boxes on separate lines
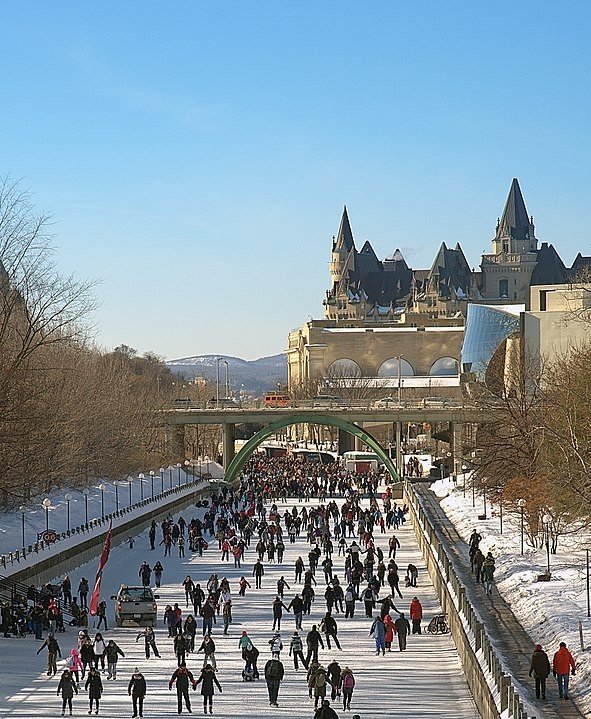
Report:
394,613,411,651
57,669,78,716
529,644,551,699
85,667,103,715
169,663,197,714
264,657,285,707
195,663,222,715
314,698,340,719
128,668,147,718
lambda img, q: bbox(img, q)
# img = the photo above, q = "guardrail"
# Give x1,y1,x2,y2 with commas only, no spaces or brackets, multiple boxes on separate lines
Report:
405,481,533,719
0,478,207,572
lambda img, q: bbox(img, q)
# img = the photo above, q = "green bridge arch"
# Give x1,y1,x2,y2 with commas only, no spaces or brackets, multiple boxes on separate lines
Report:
224,414,399,486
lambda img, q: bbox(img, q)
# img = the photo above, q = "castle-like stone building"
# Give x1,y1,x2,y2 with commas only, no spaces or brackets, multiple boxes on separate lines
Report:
287,179,590,393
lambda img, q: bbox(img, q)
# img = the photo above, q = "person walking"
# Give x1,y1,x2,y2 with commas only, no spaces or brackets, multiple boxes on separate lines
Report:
552,641,576,700
289,630,308,670
96,600,108,631
37,631,62,676
169,662,197,715
154,561,164,588
310,663,328,710
340,666,355,711
195,663,222,715
85,666,103,715
272,595,289,631
481,554,495,596
264,655,285,707
287,594,304,630
78,578,89,610
326,660,342,701
314,698,340,718
57,668,78,716
409,596,423,634
529,644,551,700
306,624,325,665
128,668,147,718
394,613,411,651
105,639,125,679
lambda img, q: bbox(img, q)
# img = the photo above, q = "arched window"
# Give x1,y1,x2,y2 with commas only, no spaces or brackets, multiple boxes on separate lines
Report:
378,357,415,377
499,279,509,298
326,359,362,377
429,357,459,376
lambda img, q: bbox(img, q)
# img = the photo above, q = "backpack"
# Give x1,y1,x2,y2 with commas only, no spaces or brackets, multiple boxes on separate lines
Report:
267,661,282,679
345,589,354,603
315,671,326,688
343,672,355,689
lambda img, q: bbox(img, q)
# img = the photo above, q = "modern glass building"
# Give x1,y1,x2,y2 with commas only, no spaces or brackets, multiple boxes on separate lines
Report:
461,304,523,381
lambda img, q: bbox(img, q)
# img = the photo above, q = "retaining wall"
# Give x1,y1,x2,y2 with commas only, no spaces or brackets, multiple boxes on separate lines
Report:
405,481,532,719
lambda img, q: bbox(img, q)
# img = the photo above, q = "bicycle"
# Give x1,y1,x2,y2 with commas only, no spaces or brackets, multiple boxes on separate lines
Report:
427,613,450,634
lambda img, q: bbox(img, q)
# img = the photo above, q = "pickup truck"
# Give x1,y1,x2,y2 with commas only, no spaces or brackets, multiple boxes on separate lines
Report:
111,585,159,627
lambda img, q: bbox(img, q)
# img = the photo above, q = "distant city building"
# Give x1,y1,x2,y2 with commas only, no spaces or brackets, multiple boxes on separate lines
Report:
287,179,591,393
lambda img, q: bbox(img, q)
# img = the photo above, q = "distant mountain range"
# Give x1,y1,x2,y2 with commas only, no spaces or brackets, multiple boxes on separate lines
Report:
166,353,288,396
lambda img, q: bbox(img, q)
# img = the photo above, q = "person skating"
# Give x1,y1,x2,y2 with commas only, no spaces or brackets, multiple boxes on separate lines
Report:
369,614,386,655
271,595,289,631
268,631,283,659
85,666,103,715
320,612,342,650
314,698,340,719
105,639,125,679
394,613,411,651
529,644,550,700
175,633,191,666
37,631,62,675
306,624,325,665
197,634,217,669
326,659,342,701
289,630,308,670
264,655,285,707
287,593,304,629
128,667,147,718
552,641,576,699
169,662,197,714
253,559,265,589
57,668,78,716
136,626,160,658
310,663,328,710
340,666,355,711
195,663,222,715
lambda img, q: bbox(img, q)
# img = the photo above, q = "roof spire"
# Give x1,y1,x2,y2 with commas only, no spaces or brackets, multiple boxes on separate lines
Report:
496,178,531,243
333,205,355,253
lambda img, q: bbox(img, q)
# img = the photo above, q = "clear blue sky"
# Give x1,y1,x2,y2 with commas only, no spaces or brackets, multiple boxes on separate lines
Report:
2,2,590,360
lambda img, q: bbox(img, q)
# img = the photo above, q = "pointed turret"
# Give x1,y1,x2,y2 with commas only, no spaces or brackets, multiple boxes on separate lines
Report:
332,205,355,253
492,178,537,253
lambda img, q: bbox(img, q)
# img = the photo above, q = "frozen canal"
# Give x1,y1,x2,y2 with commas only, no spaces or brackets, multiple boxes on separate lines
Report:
0,496,479,718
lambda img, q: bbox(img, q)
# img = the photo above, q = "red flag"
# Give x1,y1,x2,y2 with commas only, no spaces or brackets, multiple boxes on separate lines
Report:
89,523,112,616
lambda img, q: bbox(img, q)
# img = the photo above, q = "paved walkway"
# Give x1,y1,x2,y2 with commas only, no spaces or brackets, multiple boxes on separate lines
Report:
415,484,584,719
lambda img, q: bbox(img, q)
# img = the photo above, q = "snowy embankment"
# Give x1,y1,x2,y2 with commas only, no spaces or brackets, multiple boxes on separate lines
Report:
0,462,224,576
430,475,591,716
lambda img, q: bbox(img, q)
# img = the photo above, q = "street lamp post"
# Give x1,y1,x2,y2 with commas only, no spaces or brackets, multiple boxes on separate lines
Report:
176,463,182,487
42,498,52,531
517,499,526,554
19,506,26,547
472,475,476,508
149,470,155,498
482,477,487,518
82,489,89,525
64,493,72,532
184,459,190,484
127,476,133,506
114,481,120,512
586,549,590,618
159,467,165,494
499,498,503,535
138,473,144,501
216,357,223,407
205,455,210,479
397,354,404,405
98,484,106,520
461,464,467,498
543,513,552,574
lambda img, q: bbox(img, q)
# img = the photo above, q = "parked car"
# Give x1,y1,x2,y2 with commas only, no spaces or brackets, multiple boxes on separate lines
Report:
111,585,159,627
206,397,240,408
375,396,401,406
312,394,346,406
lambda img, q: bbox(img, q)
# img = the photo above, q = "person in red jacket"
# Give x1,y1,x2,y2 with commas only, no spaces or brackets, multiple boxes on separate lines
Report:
552,642,576,700
409,597,423,635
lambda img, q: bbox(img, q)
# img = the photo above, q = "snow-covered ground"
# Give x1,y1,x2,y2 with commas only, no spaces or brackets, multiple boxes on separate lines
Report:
0,495,479,718
0,462,225,562
430,475,591,716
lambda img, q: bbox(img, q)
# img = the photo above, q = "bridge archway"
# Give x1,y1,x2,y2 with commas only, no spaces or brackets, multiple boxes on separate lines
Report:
224,414,399,486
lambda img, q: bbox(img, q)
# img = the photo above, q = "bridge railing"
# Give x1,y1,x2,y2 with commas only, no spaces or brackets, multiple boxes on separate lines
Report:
405,481,534,719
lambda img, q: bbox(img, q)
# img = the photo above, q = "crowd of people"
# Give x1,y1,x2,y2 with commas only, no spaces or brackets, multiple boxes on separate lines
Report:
4,451,579,715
